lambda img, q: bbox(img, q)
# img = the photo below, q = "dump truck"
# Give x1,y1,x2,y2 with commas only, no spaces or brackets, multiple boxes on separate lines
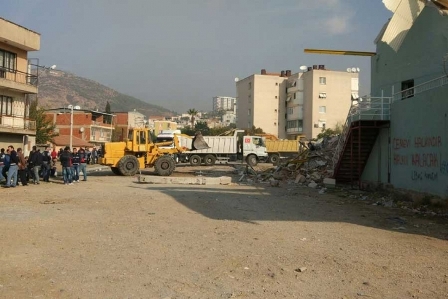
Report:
174,130,268,166
258,134,307,164
99,128,208,176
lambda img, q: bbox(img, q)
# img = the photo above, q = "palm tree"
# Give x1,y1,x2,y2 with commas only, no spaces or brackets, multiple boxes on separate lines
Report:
187,108,198,128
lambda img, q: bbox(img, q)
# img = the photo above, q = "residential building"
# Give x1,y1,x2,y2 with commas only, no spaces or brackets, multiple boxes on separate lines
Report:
213,96,236,112
236,68,357,139
114,110,147,141
0,18,40,155
333,1,448,198
149,120,177,136
45,108,114,146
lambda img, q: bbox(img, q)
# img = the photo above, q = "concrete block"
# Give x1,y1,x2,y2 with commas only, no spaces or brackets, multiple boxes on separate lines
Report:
323,178,336,188
138,175,232,185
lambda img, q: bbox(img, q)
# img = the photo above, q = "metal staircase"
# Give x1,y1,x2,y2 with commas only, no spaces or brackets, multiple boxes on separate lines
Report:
332,96,391,187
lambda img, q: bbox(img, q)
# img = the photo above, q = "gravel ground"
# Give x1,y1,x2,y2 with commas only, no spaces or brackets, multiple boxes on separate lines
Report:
0,164,447,298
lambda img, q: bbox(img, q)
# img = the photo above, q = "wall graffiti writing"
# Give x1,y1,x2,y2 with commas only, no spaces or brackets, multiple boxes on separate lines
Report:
441,161,448,176
393,154,408,165
393,138,411,150
411,171,438,181
411,153,439,168
414,136,442,148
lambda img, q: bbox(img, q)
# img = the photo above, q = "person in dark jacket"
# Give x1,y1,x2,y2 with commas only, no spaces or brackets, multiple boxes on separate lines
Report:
17,148,28,186
30,146,43,184
60,146,73,185
0,148,5,182
41,146,52,182
71,147,81,182
2,148,10,181
3,145,18,188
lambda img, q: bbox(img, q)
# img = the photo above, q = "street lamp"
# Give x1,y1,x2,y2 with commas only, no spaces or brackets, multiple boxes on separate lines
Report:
63,104,81,150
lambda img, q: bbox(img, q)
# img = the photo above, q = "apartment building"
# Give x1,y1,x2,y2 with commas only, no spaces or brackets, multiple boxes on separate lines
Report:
288,66,359,139
236,70,288,138
212,96,236,112
114,110,147,141
45,108,114,146
236,68,358,139
0,18,40,154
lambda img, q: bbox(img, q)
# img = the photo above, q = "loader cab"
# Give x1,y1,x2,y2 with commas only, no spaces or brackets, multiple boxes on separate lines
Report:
127,129,149,152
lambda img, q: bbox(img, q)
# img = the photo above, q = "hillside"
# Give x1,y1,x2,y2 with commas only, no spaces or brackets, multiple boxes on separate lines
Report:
36,69,174,117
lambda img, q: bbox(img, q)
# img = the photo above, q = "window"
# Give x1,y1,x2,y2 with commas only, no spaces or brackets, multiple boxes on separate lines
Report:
401,79,414,99
275,82,278,86
319,92,327,99
0,95,13,116
248,82,252,89
0,49,17,73
318,120,326,128
248,109,251,115
319,106,326,113
275,96,277,99
319,77,326,85
293,93,296,99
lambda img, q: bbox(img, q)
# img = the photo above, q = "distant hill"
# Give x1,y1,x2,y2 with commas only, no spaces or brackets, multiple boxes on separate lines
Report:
36,69,174,117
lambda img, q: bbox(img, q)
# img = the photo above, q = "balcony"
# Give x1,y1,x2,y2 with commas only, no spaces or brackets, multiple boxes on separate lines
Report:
0,67,38,94
0,115,36,134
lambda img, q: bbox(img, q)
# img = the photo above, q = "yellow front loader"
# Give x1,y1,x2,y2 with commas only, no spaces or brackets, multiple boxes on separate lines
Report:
99,128,208,176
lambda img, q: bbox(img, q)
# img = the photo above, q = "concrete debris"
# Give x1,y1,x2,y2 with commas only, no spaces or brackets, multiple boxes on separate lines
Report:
295,267,307,273
308,181,318,188
270,179,280,187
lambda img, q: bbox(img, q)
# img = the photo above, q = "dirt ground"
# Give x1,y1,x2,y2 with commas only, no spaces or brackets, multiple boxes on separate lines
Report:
1,164,448,299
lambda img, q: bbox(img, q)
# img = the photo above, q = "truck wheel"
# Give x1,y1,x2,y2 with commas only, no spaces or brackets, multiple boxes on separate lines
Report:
204,154,216,166
155,155,176,176
111,167,122,175
118,155,139,176
246,154,258,167
190,155,202,166
269,154,280,165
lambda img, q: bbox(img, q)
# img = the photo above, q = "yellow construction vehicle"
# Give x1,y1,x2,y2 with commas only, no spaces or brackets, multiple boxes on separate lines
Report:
99,128,208,176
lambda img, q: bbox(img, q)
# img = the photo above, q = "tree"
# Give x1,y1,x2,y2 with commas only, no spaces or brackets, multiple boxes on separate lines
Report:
245,125,265,135
316,122,343,139
105,101,112,124
187,108,198,127
29,100,58,144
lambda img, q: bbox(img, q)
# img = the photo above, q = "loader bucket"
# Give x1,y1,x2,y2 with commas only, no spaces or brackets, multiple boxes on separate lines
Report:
191,131,210,150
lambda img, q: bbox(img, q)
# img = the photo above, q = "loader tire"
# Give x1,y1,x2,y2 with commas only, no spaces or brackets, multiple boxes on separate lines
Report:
118,155,139,176
155,155,176,176
111,167,122,175
204,154,216,166
190,154,202,166
246,154,258,167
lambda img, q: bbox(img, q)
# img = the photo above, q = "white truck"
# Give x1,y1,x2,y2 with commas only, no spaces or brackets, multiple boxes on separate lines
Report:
157,130,268,166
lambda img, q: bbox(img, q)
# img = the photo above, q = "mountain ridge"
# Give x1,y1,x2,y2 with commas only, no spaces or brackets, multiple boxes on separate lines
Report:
36,69,174,117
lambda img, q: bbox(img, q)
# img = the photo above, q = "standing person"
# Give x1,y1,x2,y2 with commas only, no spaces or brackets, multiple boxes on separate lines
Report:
0,148,5,182
51,147,58,161
60,146,73,185
92,147,98,164
85,147,91,164
71,147,81,182
41,146,51,182
3,145,18,188
17,148,28,186
2,148,10,181
30,146,43,185
78,147,87,181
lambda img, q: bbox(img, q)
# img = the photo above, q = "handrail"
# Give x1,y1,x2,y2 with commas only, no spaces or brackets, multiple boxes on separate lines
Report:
332,96,391,170
0,67,38,86
392,75,448,102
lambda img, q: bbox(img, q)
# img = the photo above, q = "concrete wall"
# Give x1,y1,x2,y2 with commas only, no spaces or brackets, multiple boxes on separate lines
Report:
363,6,448,197
0,18,40,51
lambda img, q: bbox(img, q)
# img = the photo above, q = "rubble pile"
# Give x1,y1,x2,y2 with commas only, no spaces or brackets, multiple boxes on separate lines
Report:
235,136,340,190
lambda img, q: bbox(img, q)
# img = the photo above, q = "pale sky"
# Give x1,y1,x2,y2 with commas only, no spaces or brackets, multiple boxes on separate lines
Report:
3,0,391,113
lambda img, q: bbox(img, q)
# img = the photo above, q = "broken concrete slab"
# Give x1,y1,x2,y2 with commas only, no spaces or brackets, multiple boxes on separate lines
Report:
323,178,336,188
138,175,232,185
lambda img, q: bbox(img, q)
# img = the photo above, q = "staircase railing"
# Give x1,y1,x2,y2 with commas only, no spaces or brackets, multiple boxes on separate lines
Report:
332,96,392,170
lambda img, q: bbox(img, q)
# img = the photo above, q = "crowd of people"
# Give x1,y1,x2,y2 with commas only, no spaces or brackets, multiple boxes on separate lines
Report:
0,145,102,188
